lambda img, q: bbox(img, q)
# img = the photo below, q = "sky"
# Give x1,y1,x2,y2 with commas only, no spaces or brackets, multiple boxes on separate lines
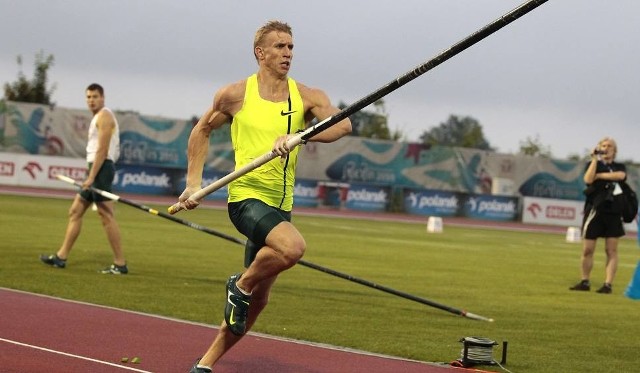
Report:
1,0,639,162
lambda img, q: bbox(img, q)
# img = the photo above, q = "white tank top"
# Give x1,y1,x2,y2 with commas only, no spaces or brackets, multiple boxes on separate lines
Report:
86,107,120,162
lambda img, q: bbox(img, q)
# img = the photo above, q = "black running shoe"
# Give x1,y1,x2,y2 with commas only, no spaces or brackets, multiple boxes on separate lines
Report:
596,283,612,294
100,263,129,275
224,273,251,336
569,280,590,291
40,254,66,268
188,358,212,373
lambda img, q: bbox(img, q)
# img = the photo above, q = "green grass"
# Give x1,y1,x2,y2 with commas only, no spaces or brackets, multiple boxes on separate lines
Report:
2,193,639,372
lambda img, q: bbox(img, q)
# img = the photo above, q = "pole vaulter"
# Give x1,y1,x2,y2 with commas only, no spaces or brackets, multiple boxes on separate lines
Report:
168,0,549,214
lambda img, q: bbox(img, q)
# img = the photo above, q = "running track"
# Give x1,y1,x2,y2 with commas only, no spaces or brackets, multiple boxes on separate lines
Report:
0,288,466,373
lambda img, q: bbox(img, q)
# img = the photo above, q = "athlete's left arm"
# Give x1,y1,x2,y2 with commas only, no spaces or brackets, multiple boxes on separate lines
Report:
302,85,352,143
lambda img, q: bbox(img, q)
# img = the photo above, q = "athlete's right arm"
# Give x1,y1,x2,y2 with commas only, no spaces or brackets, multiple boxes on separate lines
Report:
182,92,230,198
180,83,244,207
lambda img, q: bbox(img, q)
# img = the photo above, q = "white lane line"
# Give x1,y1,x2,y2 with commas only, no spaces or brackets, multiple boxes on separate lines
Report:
0,337,153,373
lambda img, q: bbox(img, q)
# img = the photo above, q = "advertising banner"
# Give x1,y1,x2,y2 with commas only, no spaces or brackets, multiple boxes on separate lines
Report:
522,196,637,232
294,179,319,208
460,194,518,221
403,188,518,221
113,165,177,195
522,196,583,227
5,101,640,200
0,153,86,189
403,189,460,217
344,183,389,212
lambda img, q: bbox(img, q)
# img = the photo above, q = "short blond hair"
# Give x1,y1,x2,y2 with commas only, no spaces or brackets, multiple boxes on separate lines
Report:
598,136,618,159
253,20,292,61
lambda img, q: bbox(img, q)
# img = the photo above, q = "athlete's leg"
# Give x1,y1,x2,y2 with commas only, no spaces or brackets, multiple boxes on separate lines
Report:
56,195,91,259
236,221,305,292
96,200,125,266
198,276,278,368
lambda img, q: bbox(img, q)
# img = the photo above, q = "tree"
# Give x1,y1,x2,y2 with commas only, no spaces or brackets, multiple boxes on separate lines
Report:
518,134,552,157
339,99,403,141
419,114,492,150
3,50,56,105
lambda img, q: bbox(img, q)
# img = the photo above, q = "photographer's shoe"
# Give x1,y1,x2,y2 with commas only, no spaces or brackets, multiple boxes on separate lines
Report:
569,280,590,291
596,283,612,294
224,273,251,336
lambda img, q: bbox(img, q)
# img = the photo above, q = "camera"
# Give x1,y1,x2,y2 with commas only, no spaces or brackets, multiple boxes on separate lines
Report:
593,150,606,155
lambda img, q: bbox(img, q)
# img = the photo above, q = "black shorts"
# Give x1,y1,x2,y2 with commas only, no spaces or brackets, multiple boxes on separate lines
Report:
228,198,292,267
79,160,115,203
582,208,625,239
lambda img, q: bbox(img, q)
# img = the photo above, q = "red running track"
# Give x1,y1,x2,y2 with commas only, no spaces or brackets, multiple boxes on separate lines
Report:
0,288,471,373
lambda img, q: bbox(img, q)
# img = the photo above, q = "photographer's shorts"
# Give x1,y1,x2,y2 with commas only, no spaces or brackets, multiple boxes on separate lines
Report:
228,198,292,267
582,209,625,239
79,160,115,203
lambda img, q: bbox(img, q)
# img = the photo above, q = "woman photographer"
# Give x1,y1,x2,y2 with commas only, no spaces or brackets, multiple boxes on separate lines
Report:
570,137,627,294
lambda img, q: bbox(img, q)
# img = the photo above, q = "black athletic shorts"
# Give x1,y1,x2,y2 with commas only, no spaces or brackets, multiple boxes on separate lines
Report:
228,198,292,267
79,160,115,203
582,208,625,239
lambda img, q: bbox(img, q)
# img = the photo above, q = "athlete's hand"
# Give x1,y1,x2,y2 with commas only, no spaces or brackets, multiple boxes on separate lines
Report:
273,135,294,163
178,186,201,210
81,176,95,190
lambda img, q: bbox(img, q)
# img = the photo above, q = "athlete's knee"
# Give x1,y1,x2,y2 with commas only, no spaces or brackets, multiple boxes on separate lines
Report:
281,238,305,266
68,208,80,220
96,205,115,222
68,204,86,221
582,248,595,258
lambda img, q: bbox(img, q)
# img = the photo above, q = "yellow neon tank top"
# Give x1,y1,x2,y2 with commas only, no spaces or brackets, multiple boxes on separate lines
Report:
228,74,305,211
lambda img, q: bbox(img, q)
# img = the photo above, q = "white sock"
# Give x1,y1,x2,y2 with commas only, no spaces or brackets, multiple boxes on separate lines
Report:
237,283,251,296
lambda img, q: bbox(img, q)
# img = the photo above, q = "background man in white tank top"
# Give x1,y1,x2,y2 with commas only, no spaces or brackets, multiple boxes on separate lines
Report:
40,83,128,275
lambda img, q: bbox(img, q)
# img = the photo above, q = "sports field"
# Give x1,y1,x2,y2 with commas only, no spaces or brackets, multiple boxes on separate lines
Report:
1,192,639,372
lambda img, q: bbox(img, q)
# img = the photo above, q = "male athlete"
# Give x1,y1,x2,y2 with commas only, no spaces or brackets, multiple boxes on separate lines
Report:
176,20,352,372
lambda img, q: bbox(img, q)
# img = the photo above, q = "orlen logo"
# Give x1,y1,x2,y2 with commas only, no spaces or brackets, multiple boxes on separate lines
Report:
527,203,542,218
22,162,43,179
546,206,576,220
49,166,87,180
0,161,15,177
